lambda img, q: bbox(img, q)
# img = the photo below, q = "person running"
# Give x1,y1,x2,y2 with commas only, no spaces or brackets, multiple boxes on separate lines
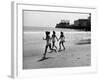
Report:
58,31,65,51
51,31,58,50
43,31,56,58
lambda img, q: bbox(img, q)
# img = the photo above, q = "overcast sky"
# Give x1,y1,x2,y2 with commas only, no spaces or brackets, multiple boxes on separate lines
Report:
23,10,89,27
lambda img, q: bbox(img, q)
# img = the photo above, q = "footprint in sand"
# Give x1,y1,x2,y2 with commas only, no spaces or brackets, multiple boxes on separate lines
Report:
77,57,80,59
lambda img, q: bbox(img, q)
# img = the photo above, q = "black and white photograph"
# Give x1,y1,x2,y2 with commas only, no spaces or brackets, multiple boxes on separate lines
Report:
23,10,91,69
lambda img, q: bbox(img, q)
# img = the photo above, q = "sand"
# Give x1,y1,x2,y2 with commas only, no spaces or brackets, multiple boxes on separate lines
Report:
23,32,91,69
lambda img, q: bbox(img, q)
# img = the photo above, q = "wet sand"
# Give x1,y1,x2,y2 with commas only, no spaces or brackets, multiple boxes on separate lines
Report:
23,32,91,69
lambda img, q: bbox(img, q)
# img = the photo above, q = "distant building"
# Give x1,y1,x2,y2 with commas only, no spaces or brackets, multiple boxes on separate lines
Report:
88,13,91,27
55,20,70,28
61,20,69,23
55,14,91,31
74,19,88,27
73,14,91,31
88,13,91,21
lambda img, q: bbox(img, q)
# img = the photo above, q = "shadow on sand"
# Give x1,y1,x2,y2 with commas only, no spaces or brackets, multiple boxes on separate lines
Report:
76,42,90,45
37,57,53,62
76,39,91,45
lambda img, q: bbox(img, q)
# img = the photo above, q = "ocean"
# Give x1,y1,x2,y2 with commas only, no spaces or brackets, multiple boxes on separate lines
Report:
23,26,88,32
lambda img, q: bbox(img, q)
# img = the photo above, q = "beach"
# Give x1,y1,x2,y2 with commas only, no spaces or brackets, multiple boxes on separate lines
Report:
23,30,91,69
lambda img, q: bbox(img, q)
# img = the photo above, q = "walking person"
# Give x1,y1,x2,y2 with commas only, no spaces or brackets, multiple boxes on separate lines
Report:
42,31,56,59
58,31,65,51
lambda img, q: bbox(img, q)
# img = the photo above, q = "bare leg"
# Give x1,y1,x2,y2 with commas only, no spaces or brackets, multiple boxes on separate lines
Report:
52,41,57,50
59,42,61,50
49,44,56,52
54,45,57,50
43,45,48,58
62,42,65,50
52,42,55,49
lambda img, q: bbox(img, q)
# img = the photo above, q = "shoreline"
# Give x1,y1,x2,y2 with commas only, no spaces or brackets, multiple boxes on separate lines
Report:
23,26,91,32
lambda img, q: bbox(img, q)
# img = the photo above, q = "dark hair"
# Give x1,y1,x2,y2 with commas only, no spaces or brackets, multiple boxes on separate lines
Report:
53,31,55,34
61,31,63,35
60,31,64,37
45,31,50,35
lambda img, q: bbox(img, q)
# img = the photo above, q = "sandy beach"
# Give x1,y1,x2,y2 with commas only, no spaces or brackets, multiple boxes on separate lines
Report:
23,31,91,69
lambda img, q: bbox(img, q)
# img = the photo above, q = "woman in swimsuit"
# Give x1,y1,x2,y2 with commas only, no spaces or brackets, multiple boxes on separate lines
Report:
43,31,56,58
58,31,65,51
51,31,58,50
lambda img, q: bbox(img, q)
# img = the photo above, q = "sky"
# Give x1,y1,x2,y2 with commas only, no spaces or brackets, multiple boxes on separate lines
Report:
23,10,90,27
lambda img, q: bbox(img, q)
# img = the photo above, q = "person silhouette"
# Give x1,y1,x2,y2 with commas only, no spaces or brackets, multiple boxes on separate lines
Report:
43,31,56,58
58,31,65,51
51,31,58,50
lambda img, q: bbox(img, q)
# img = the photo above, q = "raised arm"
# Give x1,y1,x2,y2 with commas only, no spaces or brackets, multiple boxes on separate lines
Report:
55,36,59,41
58,36,61,41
